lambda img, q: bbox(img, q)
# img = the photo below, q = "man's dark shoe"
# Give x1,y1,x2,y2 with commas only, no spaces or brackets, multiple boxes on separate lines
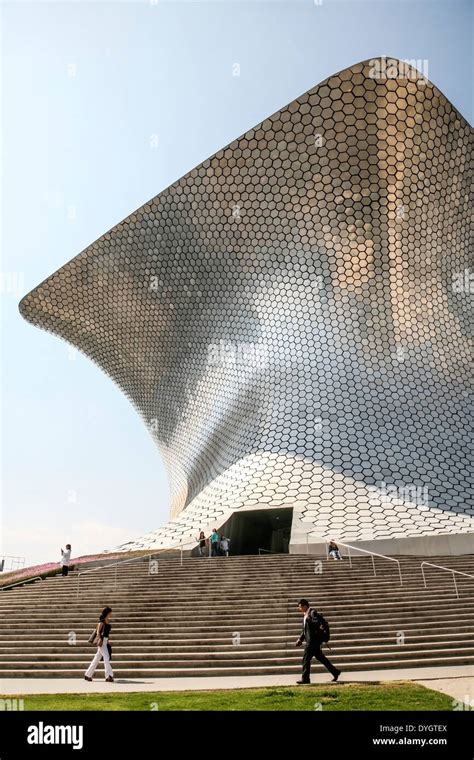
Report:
332,669,341,682
296,679,310,685
84,676,92,682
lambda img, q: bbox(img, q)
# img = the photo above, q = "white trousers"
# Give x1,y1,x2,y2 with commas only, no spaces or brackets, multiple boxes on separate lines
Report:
85,637,113,679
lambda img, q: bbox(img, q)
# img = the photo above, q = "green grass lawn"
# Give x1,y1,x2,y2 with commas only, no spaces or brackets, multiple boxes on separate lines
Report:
1,682,453,711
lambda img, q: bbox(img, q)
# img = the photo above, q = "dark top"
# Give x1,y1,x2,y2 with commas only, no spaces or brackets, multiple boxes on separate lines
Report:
298,609,324,648
99,621,112,638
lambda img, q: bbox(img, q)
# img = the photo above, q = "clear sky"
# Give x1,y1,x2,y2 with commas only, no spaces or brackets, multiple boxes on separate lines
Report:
1,0,472,568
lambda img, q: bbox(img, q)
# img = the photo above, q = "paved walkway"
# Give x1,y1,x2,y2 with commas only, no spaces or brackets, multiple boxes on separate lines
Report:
417,677,474,708
0,664,472,696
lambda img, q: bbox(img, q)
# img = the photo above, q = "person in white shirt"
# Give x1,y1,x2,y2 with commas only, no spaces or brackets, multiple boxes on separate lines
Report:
220,536,230,556
60,544,71,577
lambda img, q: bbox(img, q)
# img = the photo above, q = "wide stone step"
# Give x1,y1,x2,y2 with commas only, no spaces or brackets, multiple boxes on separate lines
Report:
2,653,474,678
2,553,473,677
0,638,472,662
4,576,472,594
3,621,474,638
1,586,470,606
0,642,473,668
1,628,473,650
2,608,473,627
0,578,424,594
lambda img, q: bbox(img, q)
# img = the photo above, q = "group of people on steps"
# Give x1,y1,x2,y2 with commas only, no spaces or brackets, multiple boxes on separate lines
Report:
60,538,342,684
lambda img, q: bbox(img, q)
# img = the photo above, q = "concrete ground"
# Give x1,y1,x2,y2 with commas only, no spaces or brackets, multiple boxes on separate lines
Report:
417,676,474,708
0,664,473,704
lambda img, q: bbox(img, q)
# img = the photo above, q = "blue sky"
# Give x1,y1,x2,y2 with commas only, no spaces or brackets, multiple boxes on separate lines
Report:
1,0,472,567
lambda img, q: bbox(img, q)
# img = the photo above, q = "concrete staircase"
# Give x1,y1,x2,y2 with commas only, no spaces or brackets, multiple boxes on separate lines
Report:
0,554,473,678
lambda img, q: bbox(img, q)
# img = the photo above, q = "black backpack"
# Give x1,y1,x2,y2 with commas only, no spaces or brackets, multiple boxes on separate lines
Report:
310,610,330,643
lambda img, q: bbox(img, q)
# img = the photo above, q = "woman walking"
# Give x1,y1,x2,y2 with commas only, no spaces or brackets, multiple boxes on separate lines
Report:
84,606,114,682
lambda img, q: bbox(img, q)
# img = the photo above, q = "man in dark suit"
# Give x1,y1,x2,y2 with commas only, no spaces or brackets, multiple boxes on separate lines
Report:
295,598,341,684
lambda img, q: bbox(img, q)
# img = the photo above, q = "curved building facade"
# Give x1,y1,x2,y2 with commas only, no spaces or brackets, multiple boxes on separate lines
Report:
20,59,474,554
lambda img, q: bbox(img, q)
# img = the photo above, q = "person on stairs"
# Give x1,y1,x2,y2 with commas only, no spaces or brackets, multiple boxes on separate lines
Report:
220,535,230,556
295,598,341,684
60,544,72,576
210,528,220,556
84,606,114,683
328,540,343,560
198,530,206,557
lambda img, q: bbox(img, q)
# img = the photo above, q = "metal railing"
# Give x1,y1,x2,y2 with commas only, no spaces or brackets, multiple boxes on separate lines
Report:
1,576,43,592
305,533,403,586
76,538,200,599
0,555,26,572
420,562,474,599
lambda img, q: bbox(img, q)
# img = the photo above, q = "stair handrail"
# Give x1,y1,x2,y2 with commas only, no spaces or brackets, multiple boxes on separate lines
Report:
305,533,403,586
420,561,474,599
76,538,200,598
1,576,43,592
0,554,26,571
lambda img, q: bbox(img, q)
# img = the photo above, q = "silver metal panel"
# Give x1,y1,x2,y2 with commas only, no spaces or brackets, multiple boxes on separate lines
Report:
19,59,474,551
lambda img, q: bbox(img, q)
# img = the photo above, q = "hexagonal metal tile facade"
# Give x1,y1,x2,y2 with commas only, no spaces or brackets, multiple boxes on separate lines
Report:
19,59,474,551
